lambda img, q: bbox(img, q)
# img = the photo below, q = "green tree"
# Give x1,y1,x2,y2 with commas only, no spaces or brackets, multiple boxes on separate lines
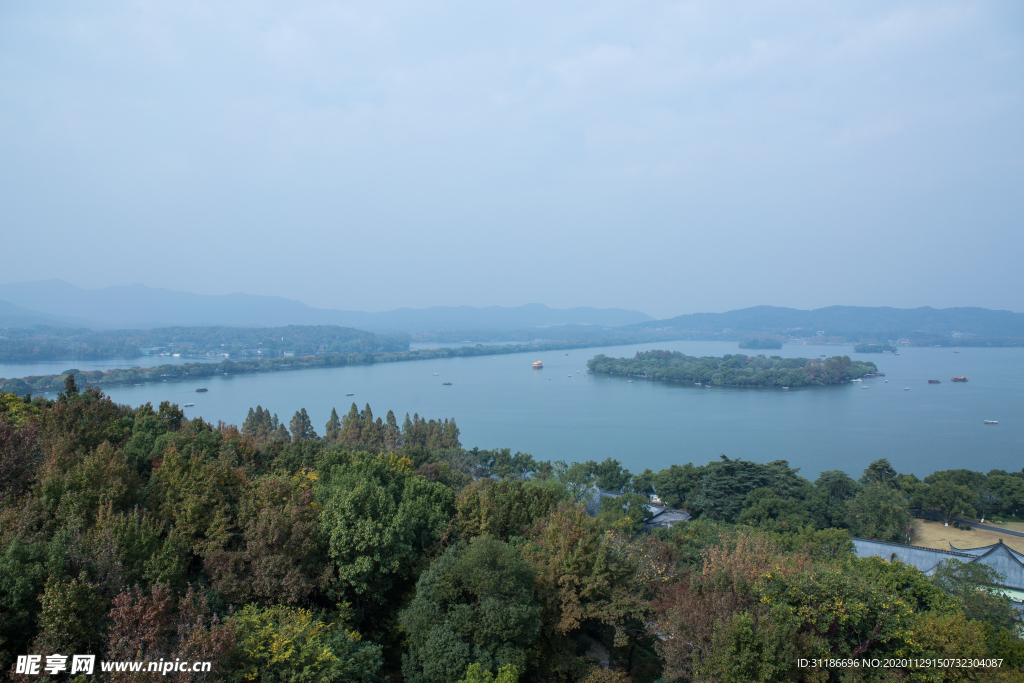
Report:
230,604,382,683
736,487,812,532
455,478,562,541
925,469,996,521
317,451,454,618
400,536,541,683
290,408,318,441
555,460,598,502
859,458,897,486
33,572,107,656
844,483,912,541
921,480,977,525
457,663,521,683
930,560,1020,631
324,407,341,442
597,492,654,533
812,470,859,527
630,468,655,496
0,539,49,672
203,476,326,606
593,458,631,492
652,463,702,508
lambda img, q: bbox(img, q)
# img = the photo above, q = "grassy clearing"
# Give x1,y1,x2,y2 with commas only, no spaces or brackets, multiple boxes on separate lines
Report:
911,519,1024,555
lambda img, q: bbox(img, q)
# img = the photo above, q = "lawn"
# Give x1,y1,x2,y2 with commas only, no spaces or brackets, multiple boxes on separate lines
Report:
911,519,1024,555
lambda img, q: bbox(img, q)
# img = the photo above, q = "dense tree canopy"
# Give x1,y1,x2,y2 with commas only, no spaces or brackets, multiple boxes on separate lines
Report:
588,351,877,387
0,389,1021,682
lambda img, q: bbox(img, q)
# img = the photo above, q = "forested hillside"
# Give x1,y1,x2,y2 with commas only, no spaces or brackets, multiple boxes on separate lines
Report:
1,382,1022,681
0,325,407,362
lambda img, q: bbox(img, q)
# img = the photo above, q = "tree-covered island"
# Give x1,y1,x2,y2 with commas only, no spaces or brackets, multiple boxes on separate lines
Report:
587,350,877,387
853,343,898,353
737,338,783,350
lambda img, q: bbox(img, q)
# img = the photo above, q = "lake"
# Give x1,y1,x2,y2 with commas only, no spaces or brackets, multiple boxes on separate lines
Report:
26,341,1024,480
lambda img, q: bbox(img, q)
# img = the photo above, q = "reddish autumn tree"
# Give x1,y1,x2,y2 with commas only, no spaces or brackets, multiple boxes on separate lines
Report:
106,584,235,682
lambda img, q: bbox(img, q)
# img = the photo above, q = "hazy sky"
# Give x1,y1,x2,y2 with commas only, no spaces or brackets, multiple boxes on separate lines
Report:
1,1,1022,318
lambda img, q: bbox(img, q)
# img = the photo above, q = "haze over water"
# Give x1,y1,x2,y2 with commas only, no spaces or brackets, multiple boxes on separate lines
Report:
73,341,1024,480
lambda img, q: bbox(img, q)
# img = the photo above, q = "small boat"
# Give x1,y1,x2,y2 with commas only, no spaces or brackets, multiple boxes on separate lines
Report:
852,378,862,382
532,361,543,369
885,380,888,382
184,403,194,407
894,352,900,355
195,388,208,392
627,380,634,383
346,392,354,396
433,373,438,376
442,382,453,386
954,351,960,353
861,386,869,389
951,377,968,382
984,420,998,425
782,386,789,390
904,387,910,390
928,380,940,384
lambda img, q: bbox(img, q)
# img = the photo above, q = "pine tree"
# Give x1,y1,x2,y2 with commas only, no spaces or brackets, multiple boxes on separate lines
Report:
325,407,341,442
63,374,79,397
289,408,317,441
384,410,402,451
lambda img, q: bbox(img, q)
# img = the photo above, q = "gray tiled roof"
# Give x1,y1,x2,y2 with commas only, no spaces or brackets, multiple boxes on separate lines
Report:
853,538,971,573
854,538,1024,590
645,509,691,528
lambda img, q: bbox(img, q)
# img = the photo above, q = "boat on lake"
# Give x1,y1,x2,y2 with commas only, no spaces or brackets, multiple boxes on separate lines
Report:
532,361,543,369
184,403,194,407
928,380,941,384
195,388,208,392
346,392,354,396
952,376,968,382
443,382,452,386
985,420,998,425
627,380,634,383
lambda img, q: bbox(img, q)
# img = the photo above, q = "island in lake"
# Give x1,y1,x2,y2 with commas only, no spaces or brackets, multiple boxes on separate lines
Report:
853,343,898,353
738,338,783,349
587,350,877,387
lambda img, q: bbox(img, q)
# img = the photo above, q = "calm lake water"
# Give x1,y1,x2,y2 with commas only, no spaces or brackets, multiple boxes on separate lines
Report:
23,341,1024,480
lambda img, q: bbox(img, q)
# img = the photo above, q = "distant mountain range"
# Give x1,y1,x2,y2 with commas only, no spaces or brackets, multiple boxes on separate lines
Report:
0,299,95,329
2,280,1021,342
0,280,654,332
629,305,1024,340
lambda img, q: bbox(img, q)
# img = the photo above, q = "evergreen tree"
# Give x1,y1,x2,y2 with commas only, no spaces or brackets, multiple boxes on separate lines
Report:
384,410,402,450
325,407,341,442
274,422,291,444
290,408,317,441
860,458,898,486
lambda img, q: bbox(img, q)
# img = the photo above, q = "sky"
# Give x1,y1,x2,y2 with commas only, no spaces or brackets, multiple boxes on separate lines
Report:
1,1,1022,319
